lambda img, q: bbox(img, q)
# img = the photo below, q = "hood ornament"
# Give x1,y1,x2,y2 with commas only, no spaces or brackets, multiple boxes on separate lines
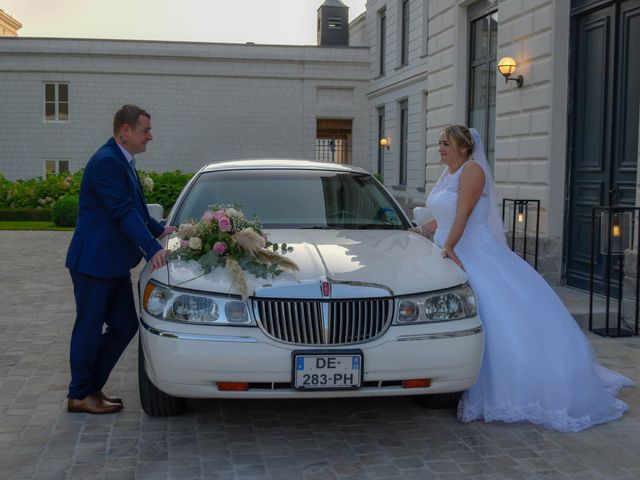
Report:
321,279,331,298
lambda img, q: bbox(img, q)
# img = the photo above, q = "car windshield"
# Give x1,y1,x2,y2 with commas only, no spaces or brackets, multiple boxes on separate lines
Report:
172,169,409,229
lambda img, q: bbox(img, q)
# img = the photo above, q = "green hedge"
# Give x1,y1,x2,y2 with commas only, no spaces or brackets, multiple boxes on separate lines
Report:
0,170,193,217
140,170,193,215
0,171,82,209
0,209,53,221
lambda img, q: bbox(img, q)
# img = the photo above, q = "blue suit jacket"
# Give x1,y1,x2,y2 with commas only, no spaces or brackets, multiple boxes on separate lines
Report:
66,137,165,279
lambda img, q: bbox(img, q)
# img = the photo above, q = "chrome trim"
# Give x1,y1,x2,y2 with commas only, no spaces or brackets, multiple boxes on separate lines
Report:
139,318,258,343
252,297,394,346
325,277,394,296
397,326,483,341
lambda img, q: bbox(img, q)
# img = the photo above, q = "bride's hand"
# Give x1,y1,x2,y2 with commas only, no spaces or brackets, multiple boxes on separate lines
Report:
441,245,464,270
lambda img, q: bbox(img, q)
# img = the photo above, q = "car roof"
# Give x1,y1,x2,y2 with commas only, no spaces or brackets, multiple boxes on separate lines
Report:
199,159,371,174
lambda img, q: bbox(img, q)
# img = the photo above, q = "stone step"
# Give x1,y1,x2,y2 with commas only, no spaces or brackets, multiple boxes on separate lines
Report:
553,286,639,335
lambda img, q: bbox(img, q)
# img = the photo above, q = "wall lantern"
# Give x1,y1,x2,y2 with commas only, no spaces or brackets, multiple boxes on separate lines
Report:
379,137,390,150
497,56,523,88
517,204,525,223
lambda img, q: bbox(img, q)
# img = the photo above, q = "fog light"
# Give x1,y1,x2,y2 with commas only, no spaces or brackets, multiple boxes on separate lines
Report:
217,382,249,391
402,379,432,389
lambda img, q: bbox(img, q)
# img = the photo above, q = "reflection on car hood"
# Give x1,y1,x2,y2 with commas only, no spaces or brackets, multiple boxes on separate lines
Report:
154,230,468,297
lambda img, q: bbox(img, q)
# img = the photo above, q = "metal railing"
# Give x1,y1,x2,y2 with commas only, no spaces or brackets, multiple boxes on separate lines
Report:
316,138,351,164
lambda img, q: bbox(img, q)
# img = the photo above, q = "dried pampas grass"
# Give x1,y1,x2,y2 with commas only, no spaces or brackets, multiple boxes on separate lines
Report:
255,249,299,272
231,229,266,255
226,258,249,300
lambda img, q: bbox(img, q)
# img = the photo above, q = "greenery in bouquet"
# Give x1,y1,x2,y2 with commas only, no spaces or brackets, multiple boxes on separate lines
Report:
168,204,298,299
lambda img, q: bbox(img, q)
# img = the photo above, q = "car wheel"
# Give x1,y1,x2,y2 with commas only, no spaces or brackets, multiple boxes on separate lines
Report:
138,339,187,416
415,391,463,409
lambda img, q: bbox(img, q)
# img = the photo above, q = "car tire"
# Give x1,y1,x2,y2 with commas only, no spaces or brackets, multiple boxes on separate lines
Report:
138,339,187,416
415,391,463,409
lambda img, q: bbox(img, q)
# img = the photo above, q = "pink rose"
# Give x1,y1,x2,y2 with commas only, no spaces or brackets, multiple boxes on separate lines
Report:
202,210,215,221
213,241,227,255
211,209,226,221
217,216,231,232
65,176,72,182
180,240,189,248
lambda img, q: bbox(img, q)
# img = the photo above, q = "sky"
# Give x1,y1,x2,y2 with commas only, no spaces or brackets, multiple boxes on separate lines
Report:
1,0,367,45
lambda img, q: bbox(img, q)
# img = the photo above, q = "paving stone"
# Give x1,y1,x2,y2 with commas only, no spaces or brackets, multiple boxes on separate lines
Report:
1,231,640,480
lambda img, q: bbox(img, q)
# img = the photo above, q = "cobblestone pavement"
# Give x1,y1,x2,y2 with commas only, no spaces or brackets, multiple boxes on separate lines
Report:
1,231,639,480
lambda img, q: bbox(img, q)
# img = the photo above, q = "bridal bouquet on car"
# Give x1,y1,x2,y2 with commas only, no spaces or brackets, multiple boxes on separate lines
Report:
168,205,298,299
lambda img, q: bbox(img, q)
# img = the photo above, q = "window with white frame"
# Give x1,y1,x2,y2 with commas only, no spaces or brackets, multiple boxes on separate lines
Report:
421,92,428,187
44,160,70,176
44,83,69,122
422,0,429,56
400,0,410,66
398,99,408,185
378,8,387,76
377,106,386,175
468,1,498,167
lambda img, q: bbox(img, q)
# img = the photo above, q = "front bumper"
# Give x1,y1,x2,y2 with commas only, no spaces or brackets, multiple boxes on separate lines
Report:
139,315,484,399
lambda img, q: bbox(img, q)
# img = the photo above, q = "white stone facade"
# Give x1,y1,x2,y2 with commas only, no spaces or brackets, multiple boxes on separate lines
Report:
0,38,369,180
362,0,430,207
0,9,21,37
357,0,580,283
1,1,639,289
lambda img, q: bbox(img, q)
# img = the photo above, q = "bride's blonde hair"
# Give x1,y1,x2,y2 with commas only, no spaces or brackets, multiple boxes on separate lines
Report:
442,124,474,159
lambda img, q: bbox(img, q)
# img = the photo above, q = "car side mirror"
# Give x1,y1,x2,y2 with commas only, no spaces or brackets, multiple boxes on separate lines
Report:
412,206,434,225
147,203,164,222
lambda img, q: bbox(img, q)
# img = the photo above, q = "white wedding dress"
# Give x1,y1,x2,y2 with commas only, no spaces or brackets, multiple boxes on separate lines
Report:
428,160,632,432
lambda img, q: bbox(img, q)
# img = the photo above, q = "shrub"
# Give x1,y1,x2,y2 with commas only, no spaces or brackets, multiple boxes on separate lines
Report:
0,171,82,209
52,195,79,227
141,170,193,216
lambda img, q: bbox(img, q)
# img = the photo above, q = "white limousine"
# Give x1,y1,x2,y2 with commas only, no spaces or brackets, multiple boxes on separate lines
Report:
137,160,483,416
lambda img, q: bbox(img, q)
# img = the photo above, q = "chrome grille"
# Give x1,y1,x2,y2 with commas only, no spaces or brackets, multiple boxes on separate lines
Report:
252,298,393,345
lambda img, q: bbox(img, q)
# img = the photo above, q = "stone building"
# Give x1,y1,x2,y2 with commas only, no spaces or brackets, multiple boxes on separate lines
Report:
0,38,369,180
0,9,21,37
357,0,639,294
1,0,639,296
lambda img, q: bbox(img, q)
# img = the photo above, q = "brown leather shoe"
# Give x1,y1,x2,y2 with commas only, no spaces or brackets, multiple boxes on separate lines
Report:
67,395,123,414
94,390,123,405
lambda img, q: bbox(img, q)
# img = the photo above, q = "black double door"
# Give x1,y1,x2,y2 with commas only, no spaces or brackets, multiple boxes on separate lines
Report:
566,0,640,293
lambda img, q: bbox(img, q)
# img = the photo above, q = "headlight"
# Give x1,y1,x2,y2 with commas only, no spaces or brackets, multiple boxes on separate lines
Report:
394,284,477,324
142,281,254,326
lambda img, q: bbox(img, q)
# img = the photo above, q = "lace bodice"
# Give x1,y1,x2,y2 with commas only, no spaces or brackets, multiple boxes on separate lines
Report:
427,161,497,251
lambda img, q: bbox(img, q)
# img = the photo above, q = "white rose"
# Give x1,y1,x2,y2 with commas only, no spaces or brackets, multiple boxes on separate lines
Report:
226,207,244,219
143,176,154,191
188,237,202,250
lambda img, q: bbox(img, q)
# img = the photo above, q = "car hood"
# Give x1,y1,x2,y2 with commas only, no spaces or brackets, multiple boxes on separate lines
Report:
152,230,467,297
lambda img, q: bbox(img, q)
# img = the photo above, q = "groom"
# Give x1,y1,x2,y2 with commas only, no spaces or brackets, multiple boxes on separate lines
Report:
65,104,176,414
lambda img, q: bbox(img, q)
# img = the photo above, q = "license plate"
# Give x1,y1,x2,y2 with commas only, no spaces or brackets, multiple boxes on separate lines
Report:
293,352,362,390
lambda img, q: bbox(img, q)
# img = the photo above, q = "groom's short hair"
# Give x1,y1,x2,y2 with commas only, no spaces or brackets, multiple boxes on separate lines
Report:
113,104,151,134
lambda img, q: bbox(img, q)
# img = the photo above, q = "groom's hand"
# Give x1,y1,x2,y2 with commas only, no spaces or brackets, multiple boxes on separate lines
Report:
150,248,170,270
159,225,178,239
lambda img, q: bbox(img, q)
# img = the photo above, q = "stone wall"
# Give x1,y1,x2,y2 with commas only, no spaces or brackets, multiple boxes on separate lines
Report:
0,38,369,180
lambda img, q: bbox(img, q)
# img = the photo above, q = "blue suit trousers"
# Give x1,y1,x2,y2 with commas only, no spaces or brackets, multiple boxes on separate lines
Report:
68,270,139,399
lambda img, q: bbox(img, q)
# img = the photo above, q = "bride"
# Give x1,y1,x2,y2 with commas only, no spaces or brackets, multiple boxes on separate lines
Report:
413,124,632,432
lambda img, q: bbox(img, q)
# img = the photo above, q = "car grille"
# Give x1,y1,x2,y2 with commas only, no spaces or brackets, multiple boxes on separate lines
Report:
252,298,393,345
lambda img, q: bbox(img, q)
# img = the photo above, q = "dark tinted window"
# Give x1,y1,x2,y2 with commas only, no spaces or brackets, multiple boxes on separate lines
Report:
174,169,408,230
